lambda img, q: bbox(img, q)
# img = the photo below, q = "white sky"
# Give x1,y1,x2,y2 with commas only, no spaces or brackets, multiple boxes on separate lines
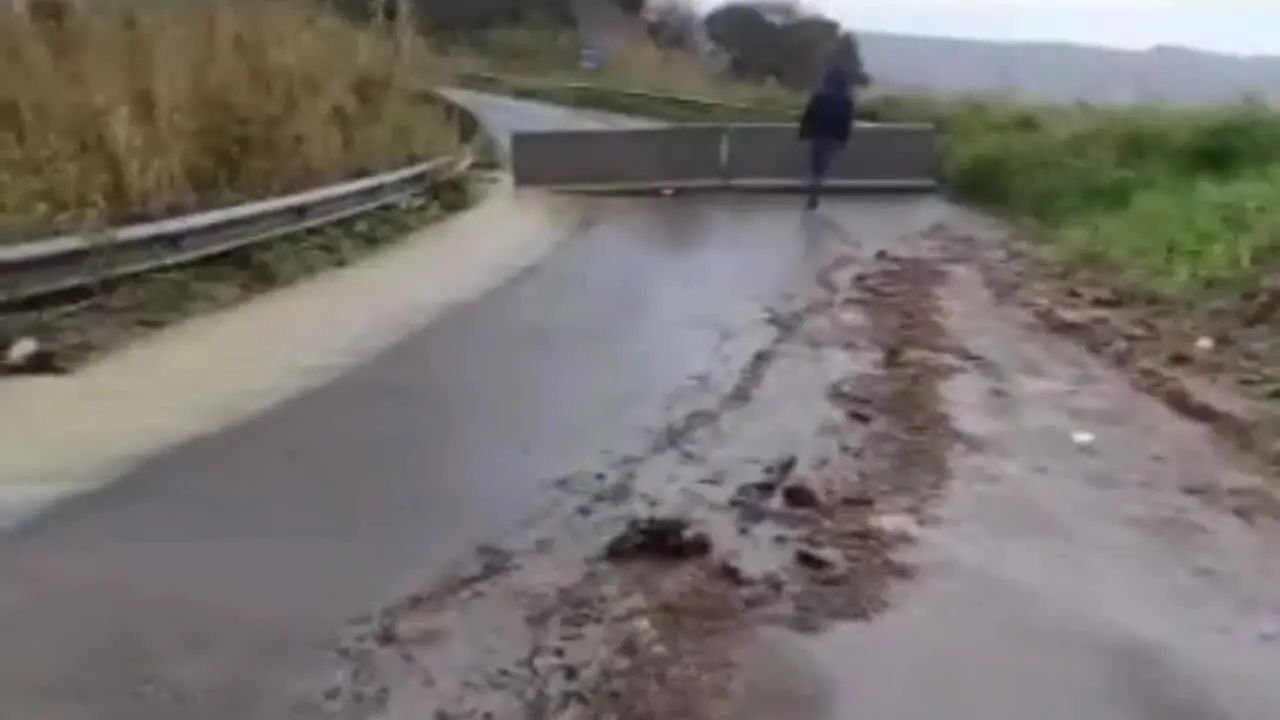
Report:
687,2,1280,56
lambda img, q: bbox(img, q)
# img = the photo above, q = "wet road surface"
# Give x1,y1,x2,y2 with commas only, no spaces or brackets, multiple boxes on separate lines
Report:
1,98,1279,719
0,193,909,718
329,204,1280,720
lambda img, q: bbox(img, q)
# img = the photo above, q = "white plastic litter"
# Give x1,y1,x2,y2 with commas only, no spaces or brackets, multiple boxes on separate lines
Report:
3,336,38,367
870,513,920,541
1194,336,1215,352
1071,430,1096,446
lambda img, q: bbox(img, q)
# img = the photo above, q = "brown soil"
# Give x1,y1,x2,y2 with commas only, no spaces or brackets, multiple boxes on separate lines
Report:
963,222,1280,522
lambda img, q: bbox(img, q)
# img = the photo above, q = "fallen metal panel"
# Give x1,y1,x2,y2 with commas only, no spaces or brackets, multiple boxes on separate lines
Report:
510,126,726,188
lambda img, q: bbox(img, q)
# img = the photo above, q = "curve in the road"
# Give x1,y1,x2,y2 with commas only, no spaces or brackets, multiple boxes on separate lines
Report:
439,86,660,155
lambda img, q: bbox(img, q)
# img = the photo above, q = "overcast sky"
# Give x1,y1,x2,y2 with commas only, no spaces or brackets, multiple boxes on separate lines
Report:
687,2,1280,56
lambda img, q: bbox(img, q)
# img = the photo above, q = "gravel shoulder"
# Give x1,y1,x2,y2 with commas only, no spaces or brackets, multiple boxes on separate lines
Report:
978,223,1280,523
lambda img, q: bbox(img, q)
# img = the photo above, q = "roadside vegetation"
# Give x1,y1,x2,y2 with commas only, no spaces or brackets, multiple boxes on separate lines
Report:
909,98,1280,300
506,62,1280,303
0,0,478,370
8,0,1280,381
0,0,459,236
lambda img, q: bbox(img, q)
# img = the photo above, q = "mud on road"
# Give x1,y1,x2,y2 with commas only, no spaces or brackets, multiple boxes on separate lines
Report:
976,226,1280,525
315,222,999,719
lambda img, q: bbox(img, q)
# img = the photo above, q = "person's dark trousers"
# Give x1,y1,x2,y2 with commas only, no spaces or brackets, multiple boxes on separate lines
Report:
806,137,841,209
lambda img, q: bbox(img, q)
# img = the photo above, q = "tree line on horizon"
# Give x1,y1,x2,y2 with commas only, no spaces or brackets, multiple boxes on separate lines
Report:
325,0,868,90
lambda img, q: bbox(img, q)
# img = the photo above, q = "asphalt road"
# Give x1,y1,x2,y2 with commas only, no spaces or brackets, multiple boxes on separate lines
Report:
439,87,658,155
0,89,859,717
0,94,1278,720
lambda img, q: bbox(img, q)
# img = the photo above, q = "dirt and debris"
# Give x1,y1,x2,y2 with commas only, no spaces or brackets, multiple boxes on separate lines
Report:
780,483,821,510
793,545,841,572
964,220,1280,521
311,219,1280,720
604,517,713,562
318,244,968,719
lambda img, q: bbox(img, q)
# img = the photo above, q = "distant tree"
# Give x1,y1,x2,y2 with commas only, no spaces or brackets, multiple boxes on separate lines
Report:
615,0,646,16
703,2,867,89
645,1,700,51
703,3,777,81
328,0,577,36
830,31,870,87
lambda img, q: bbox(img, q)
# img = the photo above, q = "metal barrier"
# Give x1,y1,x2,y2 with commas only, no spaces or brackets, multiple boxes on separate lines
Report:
725,124,938,190
510,123,938,191
511,126,727,189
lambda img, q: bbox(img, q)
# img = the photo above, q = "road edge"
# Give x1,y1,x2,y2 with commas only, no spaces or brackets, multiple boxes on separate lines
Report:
0,178,582,527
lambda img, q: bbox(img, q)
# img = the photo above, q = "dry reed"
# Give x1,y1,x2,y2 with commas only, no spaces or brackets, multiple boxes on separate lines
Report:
0,0,457,236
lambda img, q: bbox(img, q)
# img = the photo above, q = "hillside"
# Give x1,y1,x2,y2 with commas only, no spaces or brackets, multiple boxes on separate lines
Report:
858,31,1280,104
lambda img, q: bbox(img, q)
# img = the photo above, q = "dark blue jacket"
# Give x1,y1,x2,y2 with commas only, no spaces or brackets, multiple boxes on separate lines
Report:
798,67,855,144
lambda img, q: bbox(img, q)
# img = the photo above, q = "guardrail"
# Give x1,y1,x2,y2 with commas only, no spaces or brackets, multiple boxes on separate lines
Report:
0,98,480,306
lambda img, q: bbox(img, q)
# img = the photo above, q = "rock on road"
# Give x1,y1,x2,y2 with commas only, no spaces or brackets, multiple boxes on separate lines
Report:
0,94,1277,720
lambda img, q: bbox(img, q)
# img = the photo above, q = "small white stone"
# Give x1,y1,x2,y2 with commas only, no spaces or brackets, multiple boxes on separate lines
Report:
660,188,675,196
3,336,39,367
870,513,920,540
1071,430,1096,446
1194,336,1215,352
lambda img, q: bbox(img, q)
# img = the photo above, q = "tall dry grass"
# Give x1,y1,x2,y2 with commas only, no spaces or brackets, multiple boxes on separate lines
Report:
0,0,457,235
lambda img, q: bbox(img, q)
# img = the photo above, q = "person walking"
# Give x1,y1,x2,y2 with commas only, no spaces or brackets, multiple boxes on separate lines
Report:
797,66,855,210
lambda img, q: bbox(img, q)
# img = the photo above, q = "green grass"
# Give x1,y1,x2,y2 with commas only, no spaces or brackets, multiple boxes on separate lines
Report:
934,99,1280,297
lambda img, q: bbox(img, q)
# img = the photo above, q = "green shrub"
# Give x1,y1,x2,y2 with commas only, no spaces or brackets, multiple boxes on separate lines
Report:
939,99,1280,295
